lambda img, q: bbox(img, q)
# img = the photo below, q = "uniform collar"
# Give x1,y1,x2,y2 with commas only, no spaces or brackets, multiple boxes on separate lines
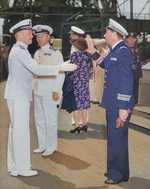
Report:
16,41,28,49
112,40,123,49
41,43,50,51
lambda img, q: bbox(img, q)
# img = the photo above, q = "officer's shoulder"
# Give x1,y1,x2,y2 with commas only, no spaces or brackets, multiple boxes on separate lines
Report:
115,45,130,57
118,45,130,54
18,45,25,50
49,46,57,52
119,45,128,50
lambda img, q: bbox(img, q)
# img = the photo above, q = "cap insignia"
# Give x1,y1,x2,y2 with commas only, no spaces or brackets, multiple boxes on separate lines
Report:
37,26,42,32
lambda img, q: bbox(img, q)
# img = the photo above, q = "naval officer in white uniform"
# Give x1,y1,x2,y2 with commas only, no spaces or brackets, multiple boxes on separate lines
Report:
32,25,65,156
4,19,77,177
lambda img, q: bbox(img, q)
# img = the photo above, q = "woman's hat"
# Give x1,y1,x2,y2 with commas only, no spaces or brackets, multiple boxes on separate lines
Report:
69,37,87,50
69,26,85,35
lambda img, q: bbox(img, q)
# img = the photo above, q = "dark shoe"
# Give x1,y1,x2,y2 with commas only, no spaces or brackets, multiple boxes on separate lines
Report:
80,125,88,132
70,126,80,134
105,178,119,184
105,178,128,185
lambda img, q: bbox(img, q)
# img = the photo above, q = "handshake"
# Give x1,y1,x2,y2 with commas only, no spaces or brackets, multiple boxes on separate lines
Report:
59,61,77,72
59,36,108,72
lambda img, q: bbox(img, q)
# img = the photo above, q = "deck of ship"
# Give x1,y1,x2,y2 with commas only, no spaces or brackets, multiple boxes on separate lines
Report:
0,81,150,189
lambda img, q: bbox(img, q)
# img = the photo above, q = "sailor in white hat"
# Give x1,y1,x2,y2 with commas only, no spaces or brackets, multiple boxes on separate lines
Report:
32,25,65,157
86,18,134,184
5,20,76,177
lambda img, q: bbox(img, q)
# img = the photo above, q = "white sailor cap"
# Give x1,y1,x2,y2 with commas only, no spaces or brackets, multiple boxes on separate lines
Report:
33,25,53,35
69,26,85,35
9,19,33,34
105,19,128,36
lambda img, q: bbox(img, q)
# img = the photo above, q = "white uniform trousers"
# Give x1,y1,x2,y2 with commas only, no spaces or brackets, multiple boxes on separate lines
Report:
34,95,58,152
7,100,31,172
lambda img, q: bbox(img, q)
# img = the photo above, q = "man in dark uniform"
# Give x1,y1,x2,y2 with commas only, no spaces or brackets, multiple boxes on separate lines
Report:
86,19,135,184
126,32,143,104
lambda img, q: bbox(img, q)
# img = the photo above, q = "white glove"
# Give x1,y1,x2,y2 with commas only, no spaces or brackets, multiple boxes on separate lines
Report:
100,48,109,58
59,61,77,72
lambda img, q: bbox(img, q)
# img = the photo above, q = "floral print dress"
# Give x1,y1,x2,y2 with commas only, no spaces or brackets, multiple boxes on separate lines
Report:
70,50,93,110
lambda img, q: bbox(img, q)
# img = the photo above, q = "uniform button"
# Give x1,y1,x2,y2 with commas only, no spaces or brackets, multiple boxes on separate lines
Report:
105,70,107,72
104,86,106,88
104,81,106,83
105,75,106,78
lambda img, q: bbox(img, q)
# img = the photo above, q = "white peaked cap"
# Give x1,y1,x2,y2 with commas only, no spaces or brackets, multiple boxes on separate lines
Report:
9,19,33,34
33,25,53,35
69,26,85,35
106,19,128,36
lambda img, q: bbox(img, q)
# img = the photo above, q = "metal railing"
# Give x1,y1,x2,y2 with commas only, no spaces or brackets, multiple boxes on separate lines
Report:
118,12,150,20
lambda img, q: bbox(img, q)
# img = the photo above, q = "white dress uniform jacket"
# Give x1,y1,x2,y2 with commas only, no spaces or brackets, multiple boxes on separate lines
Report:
33,43,65,104
4,41,60,173
33,44,65,154
4,41,59,101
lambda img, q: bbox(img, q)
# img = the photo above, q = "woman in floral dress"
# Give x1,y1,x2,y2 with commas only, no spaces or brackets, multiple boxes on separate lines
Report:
69,46,93,133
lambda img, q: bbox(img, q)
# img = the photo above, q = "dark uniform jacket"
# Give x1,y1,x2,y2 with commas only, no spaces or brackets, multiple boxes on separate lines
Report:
131,47,143,80
91,41,135,111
